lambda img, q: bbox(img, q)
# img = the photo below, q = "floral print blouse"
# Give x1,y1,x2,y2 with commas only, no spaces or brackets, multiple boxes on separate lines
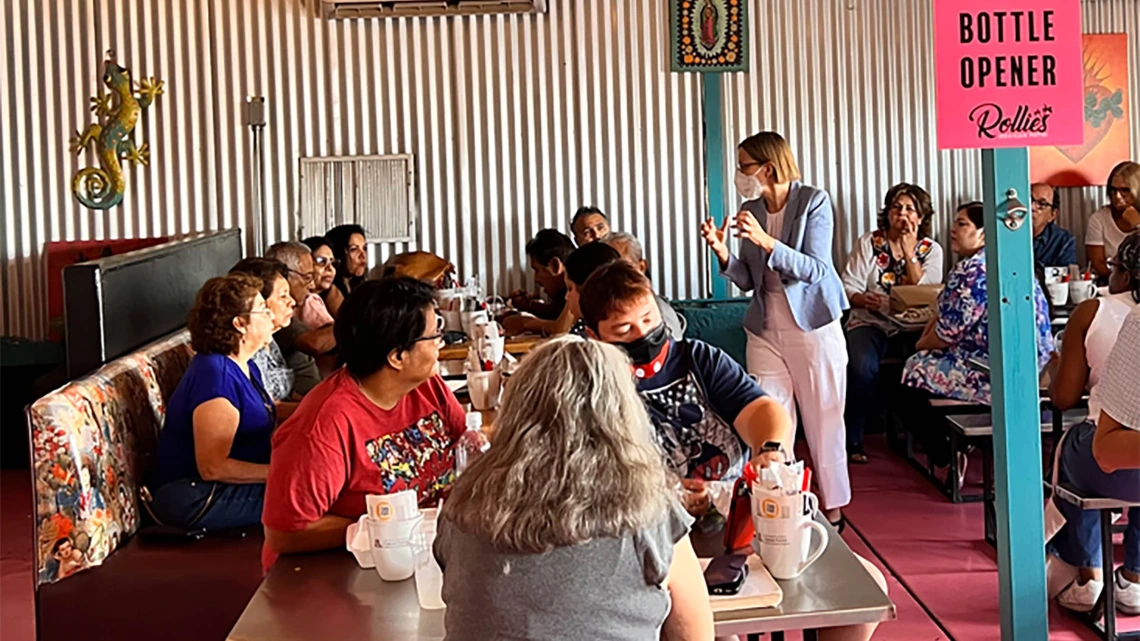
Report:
900,253,1055,404
842,230,944,333
251,339,294,402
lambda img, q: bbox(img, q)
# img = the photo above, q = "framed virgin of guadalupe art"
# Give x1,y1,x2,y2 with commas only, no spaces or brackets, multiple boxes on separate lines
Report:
670,0,749,73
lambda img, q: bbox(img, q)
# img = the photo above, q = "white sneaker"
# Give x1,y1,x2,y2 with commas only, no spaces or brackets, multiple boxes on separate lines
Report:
1057,577,1103,613
1046,554,1080,600
1115,568,1140,615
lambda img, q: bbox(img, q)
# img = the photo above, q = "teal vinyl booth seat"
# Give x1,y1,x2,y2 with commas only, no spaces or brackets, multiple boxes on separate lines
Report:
673,299,750,367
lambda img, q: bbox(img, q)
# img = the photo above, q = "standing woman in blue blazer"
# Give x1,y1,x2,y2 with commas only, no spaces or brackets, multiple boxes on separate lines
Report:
700,132,851,527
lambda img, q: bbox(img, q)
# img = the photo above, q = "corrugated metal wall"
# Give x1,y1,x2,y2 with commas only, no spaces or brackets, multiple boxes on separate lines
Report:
2,0,1138,340
1,0,706,339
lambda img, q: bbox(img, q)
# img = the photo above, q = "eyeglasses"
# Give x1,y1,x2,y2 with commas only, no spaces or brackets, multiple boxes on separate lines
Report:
288,268,314,284
314,256,339,268
411,314,446,344
245,308,274,319
1031,199,1053,210
737,161,762,172
1108,186,1131,195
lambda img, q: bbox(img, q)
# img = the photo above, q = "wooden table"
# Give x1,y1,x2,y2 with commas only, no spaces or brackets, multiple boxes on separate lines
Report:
437,335,543,361
227,516,894,641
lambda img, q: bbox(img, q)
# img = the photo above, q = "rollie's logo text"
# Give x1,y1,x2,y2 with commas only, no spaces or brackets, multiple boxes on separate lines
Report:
969,103,1052,139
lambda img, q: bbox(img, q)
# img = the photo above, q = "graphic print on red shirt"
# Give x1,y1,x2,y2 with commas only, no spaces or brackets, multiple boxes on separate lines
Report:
363,410,456,500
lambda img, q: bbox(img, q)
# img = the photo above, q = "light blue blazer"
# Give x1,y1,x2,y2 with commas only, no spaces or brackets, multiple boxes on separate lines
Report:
721,181,849,334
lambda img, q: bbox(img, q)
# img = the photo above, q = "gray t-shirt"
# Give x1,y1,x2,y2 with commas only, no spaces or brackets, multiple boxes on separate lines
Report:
657,294,685,339
434,498,694,641
273,321,322,395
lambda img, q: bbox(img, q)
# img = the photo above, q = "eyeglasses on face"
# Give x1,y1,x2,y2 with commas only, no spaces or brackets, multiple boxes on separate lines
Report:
1108,186,1131,195
411,313,446,344
288,268,314,284
1031,199,1053,210
314,256,339,268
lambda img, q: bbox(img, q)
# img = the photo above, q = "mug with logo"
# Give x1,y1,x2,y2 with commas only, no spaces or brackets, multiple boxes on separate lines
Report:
1068,279,1097,305
750,486,828,580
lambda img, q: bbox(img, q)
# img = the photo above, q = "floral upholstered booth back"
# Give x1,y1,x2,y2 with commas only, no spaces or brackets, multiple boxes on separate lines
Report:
29,330,192,584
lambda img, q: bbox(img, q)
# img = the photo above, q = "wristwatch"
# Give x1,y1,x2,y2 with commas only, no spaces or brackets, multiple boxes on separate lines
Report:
760,441,787,458
908,256,919,264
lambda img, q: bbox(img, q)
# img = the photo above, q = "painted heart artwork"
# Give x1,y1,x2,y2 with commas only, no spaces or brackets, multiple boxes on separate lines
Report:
1030,34,1132,188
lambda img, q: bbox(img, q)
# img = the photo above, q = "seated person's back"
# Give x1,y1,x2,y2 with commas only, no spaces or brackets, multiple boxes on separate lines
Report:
436,337,714,641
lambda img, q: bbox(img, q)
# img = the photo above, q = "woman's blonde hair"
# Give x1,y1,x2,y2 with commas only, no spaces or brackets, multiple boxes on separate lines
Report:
1107,161,1140,206
444,336,671,553
739,131,802,183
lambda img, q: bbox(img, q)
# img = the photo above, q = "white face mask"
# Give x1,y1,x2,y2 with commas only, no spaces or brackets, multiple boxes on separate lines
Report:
734,170,763,200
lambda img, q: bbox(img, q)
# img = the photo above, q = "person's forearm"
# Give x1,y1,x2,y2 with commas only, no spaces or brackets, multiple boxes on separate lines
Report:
1093,415,1140,473
915,332,951,352
736,397,794,453
198,459,268,484
903,260,923,285
849,292,867,309
297,326,337,356
714,245,731,269
526,300,561,320
540,308,577,337
265,514,355,555
275,401,299,422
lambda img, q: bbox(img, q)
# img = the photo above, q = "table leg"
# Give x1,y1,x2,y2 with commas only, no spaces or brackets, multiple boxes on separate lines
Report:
948,428,962,503
984,439,995,547
1101,509,1117,641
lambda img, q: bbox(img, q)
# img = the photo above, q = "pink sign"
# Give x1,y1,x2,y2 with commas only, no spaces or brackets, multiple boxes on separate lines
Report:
934,1,1084,149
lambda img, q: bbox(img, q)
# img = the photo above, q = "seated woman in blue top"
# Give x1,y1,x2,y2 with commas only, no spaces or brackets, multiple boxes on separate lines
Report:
901,202,1054,481
700,131,851,528
147,274,278,532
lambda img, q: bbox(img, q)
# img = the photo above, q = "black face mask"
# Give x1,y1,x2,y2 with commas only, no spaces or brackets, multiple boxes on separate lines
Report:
616,323,668,365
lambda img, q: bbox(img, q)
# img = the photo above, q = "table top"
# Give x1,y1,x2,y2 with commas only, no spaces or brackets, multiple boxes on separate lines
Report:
228,516,894,640
946,408,1089,437
437,335,542,361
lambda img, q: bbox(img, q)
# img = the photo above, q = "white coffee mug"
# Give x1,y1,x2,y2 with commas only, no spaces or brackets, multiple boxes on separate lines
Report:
441,309,462,333
1046,282,1069,307
1069,280,1096,305
466,370,502,410
753,512,828,580
367,516,421,581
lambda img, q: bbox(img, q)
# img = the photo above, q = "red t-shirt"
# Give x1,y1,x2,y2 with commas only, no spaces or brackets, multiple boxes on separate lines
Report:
261,369,466,569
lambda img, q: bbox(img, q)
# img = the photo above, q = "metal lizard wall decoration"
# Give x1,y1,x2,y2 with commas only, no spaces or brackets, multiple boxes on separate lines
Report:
69,50,165,210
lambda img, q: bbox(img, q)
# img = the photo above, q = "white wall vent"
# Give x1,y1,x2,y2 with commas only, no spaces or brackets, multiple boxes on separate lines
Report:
297,154,416,243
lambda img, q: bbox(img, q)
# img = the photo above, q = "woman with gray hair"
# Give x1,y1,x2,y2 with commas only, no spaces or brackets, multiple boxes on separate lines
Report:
435,336,714,641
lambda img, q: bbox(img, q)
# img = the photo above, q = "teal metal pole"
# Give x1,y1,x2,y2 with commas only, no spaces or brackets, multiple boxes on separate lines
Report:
703,74,728,299
982,147,1049,641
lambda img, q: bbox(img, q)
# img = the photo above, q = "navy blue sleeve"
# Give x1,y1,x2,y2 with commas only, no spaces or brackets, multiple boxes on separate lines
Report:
1060,230,1077,267
686,340,766,425
185,353,245,413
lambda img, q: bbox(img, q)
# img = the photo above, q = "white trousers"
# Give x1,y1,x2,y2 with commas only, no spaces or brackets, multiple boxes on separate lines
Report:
746,319,851,510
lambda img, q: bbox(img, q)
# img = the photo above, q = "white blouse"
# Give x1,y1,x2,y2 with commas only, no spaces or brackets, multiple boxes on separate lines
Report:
842,230,944,333
1093,305,1140,430
1085,206,1131,260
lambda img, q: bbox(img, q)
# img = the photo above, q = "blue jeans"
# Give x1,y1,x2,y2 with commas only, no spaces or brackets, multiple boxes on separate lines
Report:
149,478,265,532
844,326,889,451
1047,421,1140,573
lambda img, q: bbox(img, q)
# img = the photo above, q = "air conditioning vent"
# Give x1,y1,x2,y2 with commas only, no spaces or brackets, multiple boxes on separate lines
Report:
297,154,416,243
323,0,546,19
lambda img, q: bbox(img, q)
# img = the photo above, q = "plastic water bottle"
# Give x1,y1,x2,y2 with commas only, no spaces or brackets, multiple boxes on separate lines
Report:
455,412,489,476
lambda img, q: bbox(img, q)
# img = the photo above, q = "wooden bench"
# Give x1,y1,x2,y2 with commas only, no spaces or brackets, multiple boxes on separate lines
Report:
1052,483,1140,641
946,410,1089,546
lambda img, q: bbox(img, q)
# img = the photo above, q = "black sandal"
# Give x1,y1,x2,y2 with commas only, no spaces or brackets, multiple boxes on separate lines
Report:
849,450,869,465
829,515,847,534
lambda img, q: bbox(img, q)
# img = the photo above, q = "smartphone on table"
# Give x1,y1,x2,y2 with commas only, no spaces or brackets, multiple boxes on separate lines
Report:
704,553,749,596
